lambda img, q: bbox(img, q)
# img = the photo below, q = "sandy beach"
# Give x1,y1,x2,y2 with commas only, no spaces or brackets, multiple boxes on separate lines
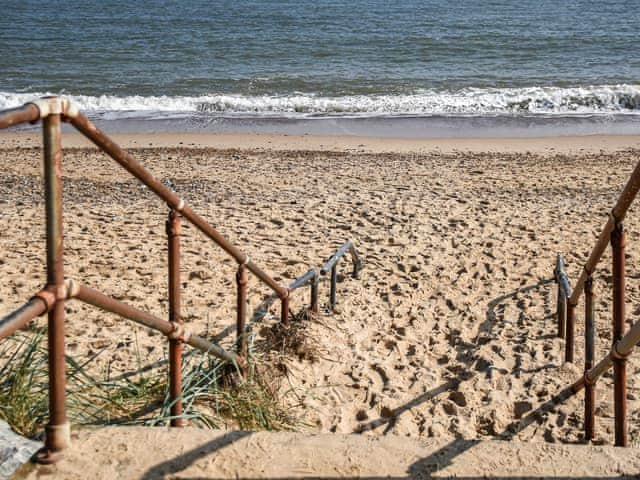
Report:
2,132,640,449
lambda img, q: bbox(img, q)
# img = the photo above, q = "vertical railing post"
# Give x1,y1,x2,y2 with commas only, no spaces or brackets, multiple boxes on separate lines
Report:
236,264,248,361
281,291,290,326
167,209,185,427
310,270,319,315
611,222,627,447
584,276,595,442
565,301,576,363
36,112,70,463
557,283,566,339
330,264,338,310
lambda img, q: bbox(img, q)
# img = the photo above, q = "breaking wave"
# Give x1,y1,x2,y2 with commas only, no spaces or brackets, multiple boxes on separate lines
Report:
2,85,640,118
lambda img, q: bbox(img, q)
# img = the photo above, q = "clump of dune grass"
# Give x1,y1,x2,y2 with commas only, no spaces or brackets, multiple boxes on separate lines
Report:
0,332,297,439
258,308,320,363
0,333,49,437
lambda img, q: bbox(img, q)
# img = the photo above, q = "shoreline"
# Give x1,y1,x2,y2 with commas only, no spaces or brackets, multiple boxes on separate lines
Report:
1,131,640,154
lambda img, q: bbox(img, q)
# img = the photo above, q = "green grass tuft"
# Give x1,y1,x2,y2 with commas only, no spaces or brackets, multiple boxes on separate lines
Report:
0,332,297,438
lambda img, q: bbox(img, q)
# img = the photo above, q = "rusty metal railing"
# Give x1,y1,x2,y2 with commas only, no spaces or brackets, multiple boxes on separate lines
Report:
553,155,640,446
0,97,363,462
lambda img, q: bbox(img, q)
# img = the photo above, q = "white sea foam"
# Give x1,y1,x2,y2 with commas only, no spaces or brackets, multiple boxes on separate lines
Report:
2,85,640,118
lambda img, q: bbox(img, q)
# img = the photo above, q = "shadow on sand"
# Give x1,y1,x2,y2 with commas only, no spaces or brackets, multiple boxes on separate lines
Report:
137,279,609,479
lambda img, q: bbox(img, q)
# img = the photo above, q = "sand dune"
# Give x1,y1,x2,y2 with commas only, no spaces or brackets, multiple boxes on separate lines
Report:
1,139,640,448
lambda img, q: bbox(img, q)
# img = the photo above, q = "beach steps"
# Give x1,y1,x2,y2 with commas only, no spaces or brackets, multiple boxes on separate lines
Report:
14,426,640,479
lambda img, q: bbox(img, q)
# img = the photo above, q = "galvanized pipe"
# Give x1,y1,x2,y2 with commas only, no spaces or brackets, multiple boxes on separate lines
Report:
74,284,239,364
236,264,248,360
557,284,566,339
0,103,40,129
41,113,70,460
611,224,627,447
349,243,363,278
584,276,595,442
167,210,185,427
310,270,319,314
559,274,573,300
330,265,337,309
321,241,352,275
288,269,317,291
67,113,286,299
555,255,565,338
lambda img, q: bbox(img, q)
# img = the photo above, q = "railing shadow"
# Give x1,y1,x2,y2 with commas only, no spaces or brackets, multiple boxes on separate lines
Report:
477,278,555,344
136,279,598,479
355,380,460,434
140,430,253,480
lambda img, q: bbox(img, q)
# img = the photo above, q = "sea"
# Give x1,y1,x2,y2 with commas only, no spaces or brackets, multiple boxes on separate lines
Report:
1,0,639,137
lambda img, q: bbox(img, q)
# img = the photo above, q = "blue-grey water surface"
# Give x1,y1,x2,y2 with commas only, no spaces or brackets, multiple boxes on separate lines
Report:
1,0,639,136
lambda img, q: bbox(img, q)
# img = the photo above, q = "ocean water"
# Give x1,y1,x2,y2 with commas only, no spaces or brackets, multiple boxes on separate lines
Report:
1,0,639,137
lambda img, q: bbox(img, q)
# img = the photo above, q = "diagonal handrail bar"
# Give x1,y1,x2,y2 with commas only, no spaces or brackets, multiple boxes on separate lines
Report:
0,281,240,365
66,112,287,299
320,240,362,277
72,282,239,365
0,103,40,129
569,158,640,306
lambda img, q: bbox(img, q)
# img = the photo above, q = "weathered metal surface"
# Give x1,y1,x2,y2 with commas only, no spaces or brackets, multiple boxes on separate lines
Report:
557,284,566,339
41,113,70,461
281,294,290,326
611,224,627,447
555,255,573,299
236,264,248,360
321,241,363,278
74,283,238,364
310,270,319,314
67,112,286,299
167,210,185,427
0,104,39,129
330,265,337,309
565,303,576,363
0,296,49,339
570,157,640,306
349,243,363,278
555,255,566,339
321,241,352,275
288,269,317,291
584,277,595,441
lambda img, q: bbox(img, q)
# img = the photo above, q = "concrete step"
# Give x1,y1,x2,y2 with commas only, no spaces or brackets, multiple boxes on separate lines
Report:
14,426,640,479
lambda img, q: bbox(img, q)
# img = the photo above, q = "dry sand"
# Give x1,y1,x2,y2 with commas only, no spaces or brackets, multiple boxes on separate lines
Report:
2,133,640,475
2,130,640,154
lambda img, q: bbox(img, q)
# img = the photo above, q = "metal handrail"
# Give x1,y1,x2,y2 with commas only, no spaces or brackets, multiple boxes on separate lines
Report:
568,158,640,307
320,241,363,310
554,255,573,300
0,97,364,462
320,240,362,277
554,254,575,361
67,111,287,299
554,155,640,446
